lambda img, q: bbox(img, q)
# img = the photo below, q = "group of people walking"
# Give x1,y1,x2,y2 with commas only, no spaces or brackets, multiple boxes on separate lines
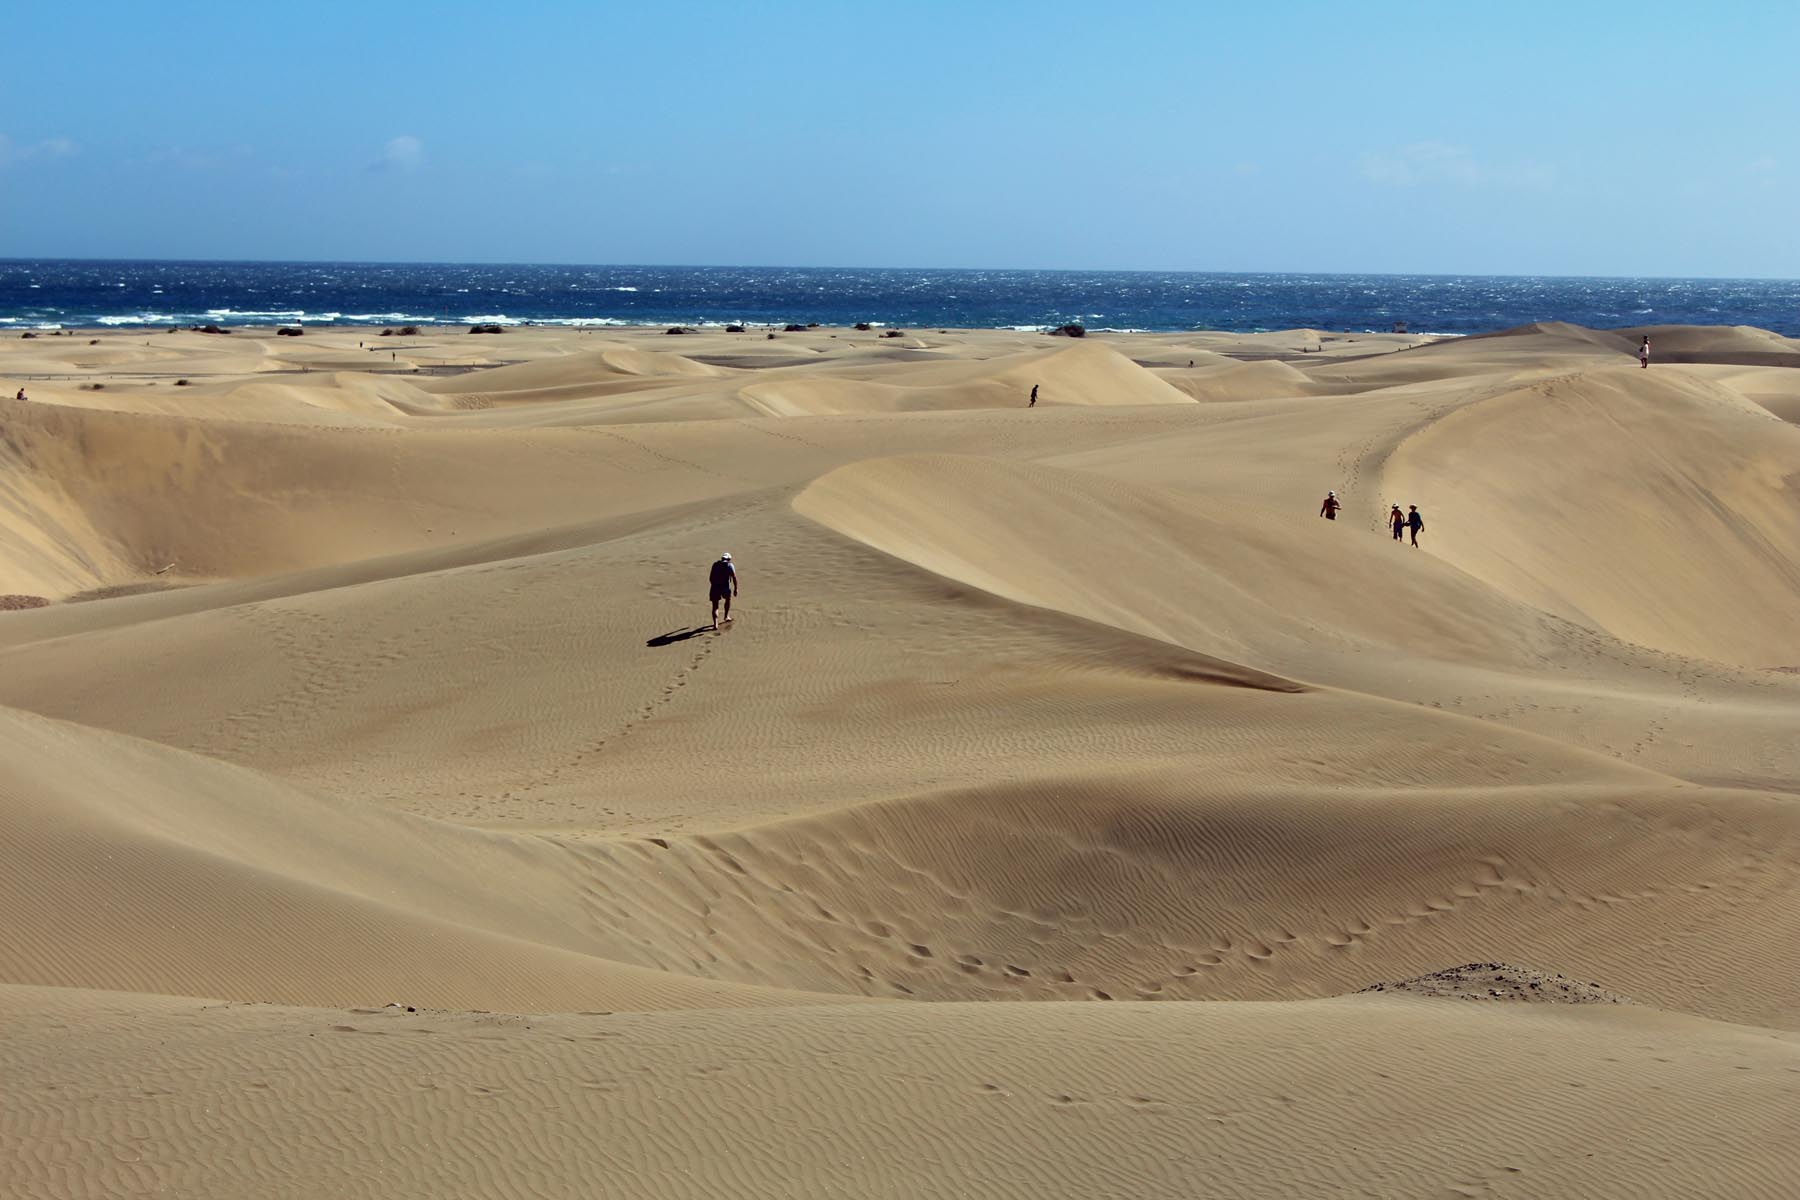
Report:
1319,491,1424,546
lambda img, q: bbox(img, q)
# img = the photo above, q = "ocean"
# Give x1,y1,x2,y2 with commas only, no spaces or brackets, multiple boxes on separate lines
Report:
3,259,1798,337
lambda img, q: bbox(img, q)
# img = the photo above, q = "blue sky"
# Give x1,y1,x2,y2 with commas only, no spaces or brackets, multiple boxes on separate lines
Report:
3,1,1795,276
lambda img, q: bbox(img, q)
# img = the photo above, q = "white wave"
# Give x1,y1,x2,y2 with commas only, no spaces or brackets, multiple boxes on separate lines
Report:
459,314,524,325
538,317,631,327
205,308,306,319
97,314,179,325
607,286,639,292
341,313,438,323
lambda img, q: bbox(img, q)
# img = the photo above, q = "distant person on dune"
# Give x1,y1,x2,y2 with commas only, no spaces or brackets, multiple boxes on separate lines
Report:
709,552,738,630
1639,335,1650,369
1390,504,1406,541
1319,490,1341,520
14,388,23,401
1029,384,1038,407
1407,505,1424,547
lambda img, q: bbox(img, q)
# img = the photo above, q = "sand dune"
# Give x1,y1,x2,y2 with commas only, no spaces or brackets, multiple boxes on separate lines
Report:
741,340,1195,415
1385,366,1800,665
3,320,1799,1198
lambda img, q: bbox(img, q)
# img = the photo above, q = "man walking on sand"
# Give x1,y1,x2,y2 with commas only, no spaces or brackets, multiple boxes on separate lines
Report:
1389,504,1406,542
1639,336,1650,368
709,552,738,630
1029,384,1038,407
1319,490,1341,520
1407,505,1424,547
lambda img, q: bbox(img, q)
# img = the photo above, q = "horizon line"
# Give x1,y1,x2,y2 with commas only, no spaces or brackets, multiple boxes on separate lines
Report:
3,256,1798,286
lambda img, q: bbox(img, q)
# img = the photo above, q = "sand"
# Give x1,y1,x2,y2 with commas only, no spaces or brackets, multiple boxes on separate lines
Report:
3,319,1799,1198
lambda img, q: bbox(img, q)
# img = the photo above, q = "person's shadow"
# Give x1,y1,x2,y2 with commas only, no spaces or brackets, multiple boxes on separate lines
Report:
646,626,711,647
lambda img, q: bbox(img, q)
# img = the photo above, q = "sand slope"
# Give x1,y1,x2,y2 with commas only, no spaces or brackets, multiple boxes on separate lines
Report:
1384,367,1800,666
6,986,1799,1200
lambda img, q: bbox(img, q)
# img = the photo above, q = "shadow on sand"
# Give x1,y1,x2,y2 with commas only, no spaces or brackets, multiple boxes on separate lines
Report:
646,626,712,647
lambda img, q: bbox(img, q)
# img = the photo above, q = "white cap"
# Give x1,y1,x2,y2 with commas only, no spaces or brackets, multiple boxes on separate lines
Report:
721,551,732,560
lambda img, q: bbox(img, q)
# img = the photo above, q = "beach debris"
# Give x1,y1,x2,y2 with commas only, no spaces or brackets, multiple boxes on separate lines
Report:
1049,323,1087,338
468,323,505,335
1358,963,1627,1004
276,327,304,337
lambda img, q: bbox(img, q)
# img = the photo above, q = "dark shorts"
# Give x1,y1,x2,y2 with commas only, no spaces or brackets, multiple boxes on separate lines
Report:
710,588,732,604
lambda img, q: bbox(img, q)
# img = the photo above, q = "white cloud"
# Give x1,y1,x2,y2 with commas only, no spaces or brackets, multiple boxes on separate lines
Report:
148,146,221,170
1360,141,1553,190
0,133,80,168
374,135,425,172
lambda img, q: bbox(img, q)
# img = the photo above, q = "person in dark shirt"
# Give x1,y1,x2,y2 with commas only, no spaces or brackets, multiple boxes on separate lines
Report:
1406,505,1424,547
1389,504,1406,541
709,552,738,629
1319,490,1341,520
1028,384,1038,407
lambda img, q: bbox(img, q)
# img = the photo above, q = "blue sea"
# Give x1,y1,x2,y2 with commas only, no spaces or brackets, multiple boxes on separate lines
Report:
3,259,1799,337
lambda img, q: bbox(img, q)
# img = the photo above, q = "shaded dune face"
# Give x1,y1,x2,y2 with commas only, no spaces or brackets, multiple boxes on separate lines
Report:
7,701,1797,1027
3,320,1800,1198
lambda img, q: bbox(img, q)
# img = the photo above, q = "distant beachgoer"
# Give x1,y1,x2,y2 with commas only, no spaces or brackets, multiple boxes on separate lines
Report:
709,552,738,630
1319,490,1341,520
1029,384,1038,407
1389,504,1406,541
1639,336,1650,369
1407,505,1424,547
14,388,24,401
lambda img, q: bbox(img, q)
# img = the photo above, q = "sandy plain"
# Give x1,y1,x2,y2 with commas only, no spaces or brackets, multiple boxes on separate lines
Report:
2,318,1799,1198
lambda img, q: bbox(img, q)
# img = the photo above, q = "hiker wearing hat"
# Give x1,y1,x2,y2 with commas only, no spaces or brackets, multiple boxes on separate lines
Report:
1319,490,1342,520
1389,504,1406,542
709,552,738,630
